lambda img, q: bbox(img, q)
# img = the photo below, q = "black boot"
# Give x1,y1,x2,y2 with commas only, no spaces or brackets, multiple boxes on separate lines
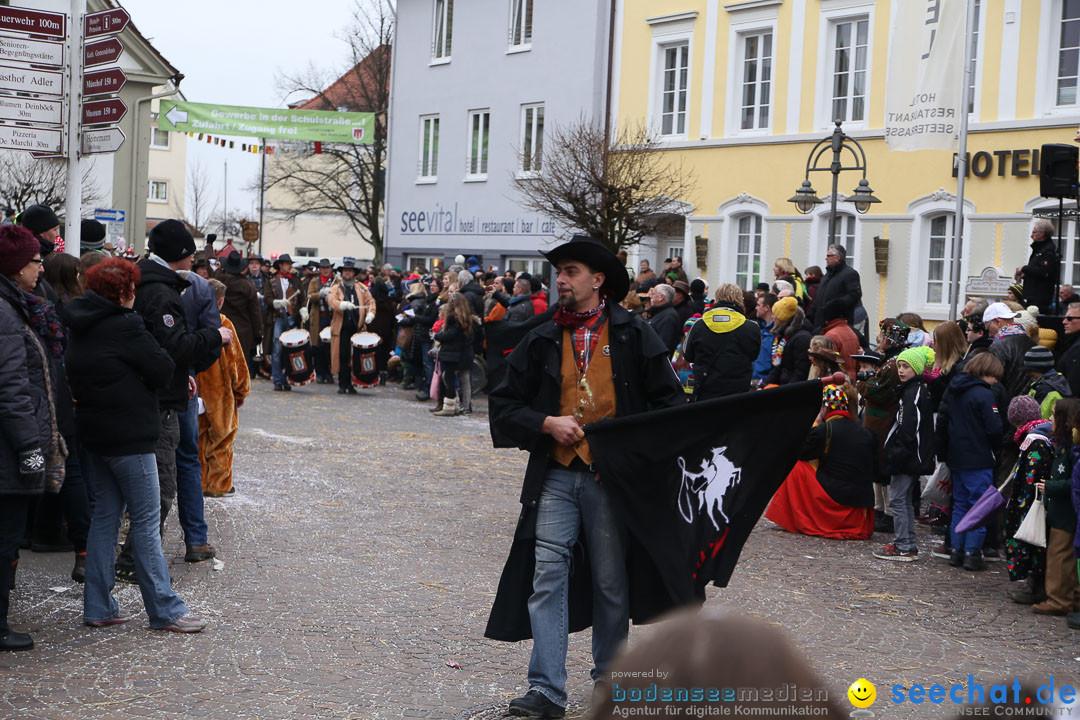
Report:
0,628,33,651
962,549,986,571
71,552,86,583
507,690,565,718
948,549,963,568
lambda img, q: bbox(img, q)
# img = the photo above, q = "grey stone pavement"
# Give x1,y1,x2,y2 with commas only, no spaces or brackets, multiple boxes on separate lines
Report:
2,380,1079,720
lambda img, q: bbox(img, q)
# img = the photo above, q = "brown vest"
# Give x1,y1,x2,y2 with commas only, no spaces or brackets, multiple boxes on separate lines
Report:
551,322,616,467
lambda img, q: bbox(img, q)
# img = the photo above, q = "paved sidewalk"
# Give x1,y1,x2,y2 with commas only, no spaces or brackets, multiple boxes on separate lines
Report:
2,382,1077,719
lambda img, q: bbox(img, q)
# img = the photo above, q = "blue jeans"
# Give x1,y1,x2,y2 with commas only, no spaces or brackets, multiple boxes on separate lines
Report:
950,468,993,553
83,452,189,628
271,316,294,385
175,393,208,547
527,467,629,707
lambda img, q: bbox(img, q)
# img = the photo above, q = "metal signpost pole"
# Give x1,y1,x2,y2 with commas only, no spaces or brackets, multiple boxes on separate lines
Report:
258,137,266,256
64,0,86,256
948,0,976,321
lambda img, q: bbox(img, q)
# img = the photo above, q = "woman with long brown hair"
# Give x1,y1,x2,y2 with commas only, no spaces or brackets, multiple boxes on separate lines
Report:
927,321,969,413
433,293,474,417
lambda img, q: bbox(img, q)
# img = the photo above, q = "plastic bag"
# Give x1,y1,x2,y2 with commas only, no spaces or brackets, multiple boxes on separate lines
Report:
921,463,951,507
1013,490,1047,548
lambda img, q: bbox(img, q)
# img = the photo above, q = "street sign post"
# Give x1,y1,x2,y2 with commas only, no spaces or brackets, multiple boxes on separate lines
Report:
0,6,65,38
84,37,121,67
157,100,375,144
0,124,62,153
0,35,64,66
84,8,129,38
81,97,126,126
83,67,125,95
93,208,125,247
0,95,62,125
81,126,124,155
0,63,63,96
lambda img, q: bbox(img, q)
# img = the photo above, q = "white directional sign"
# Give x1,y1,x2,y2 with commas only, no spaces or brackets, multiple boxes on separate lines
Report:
0,123,61,153
93,208,125,246
164,104,187,125
0,95,61,124
0,34,63,66
0,63,62,96
81,127,124,155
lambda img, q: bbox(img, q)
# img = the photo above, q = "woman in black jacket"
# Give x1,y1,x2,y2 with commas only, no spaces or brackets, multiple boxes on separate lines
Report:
0,226,60,651
763,297,812,387
64,258,205,633
433,293,474,417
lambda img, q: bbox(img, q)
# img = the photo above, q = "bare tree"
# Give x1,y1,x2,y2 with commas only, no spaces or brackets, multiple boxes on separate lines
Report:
512,117,696,253
265,0,392,262
177,157,218,239
0,151,102,215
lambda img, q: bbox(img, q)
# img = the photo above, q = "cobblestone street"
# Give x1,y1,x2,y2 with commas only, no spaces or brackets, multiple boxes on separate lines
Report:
2,382,1079,720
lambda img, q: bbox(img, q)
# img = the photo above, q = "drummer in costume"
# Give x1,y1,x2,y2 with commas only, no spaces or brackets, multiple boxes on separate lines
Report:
304,259,336,384
328,258,376,395
243,255,271,379
268,253,303,391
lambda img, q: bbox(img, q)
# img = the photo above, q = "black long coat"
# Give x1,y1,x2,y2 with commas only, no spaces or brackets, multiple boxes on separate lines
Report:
214,269,262,358
485,302,685,642
810,261,862,330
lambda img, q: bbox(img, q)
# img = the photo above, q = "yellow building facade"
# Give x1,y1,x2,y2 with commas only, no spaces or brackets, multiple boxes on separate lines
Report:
614,0,1080,323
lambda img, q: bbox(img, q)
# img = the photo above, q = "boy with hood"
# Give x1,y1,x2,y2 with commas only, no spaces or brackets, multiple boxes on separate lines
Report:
1022,345,1070,419
874,345,936,562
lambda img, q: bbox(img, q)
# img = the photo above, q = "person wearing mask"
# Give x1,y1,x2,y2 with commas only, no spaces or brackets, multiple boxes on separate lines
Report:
682,283,761,400
1015,219,1061,315
328,259,376,395
267,254,303,391
304,259,336,384
64,258,206,633
0,226,64,650
809,245,862,331
647,283,682,355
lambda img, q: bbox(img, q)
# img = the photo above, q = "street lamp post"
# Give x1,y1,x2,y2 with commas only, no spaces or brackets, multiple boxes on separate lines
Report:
788,121,881,251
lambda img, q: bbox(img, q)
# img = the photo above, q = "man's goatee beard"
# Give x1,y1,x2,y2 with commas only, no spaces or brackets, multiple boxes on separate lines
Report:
557,294,576,309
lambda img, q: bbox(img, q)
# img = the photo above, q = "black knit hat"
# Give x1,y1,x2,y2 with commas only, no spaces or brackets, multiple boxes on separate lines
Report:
1023,345,1055,373
18,204,60,235
81,219,106,251
148,219,196,262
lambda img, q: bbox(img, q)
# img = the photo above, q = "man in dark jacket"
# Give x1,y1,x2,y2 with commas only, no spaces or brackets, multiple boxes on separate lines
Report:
132,220,231,564
1057,301,1080,392
487,235,684,718
672,280,694,324
459,270,486,317
647,283,682,354
683,283,760,400
810,245,862,330
215,252,262,371
504,277,535,323
1016,219,1061,314
984,302,1035,400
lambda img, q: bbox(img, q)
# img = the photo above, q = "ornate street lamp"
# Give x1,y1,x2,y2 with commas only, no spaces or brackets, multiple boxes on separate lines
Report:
789,121,880,249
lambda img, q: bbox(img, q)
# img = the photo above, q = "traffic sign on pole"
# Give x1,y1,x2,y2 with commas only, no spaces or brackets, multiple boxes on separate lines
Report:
81,97,126,126
84,37,122,67
84,8,129,38
0,124,62,153
83,67,125,95
81,127,124,155
0,95,62,125
0,63,63,96
0,6,65,39
0,35,63,67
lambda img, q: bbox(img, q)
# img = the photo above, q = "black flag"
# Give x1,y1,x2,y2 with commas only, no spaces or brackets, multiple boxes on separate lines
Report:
586,380,822,608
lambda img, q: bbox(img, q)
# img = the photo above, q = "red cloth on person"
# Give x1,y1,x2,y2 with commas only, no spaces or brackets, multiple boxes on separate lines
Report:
765,460,874,540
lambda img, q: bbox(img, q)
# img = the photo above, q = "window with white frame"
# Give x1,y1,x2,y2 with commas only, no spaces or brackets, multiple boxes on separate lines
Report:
148,179,168,203
419,115,439,179
1058,0,1080,106
467,110,490,178
506,257,550,277
150,127,170,149
432,0,453,61
830,213,857,271
735,214,763,291
925,214,955,305
509,0,533,49
294,247,317,258
829,17,869,123
406,254,445,273
660,43,690,136
968,0,981,114
740,31,773,130
520,104,544,174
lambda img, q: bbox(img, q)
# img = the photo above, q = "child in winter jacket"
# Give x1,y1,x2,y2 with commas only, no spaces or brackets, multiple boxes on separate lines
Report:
1033,397,1080,616
1022,345,1071,419
874,345,936,562
1004,395,1051,604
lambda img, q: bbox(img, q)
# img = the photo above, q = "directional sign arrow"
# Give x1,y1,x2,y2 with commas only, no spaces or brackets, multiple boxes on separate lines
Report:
0,6,65,38
81,127,125,155
82,98,127,126
84,8,130,38
84,37,122,68
0,63,63,96
83,67,125,96
0,35,64,67
0,124,62,153
0,95,62,125
164,104,188,126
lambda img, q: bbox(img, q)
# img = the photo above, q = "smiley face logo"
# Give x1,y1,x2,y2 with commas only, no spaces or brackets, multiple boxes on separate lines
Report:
848,678,876,708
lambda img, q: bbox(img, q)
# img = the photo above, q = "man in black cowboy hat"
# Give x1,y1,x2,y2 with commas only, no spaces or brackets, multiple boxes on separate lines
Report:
243,254,271,378
214,251,263,373
267,254,303,391
305,259,337,384
487,234,685,718
327,258,376,395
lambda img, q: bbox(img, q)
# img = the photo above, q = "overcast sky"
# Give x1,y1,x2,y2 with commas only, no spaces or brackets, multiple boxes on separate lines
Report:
121,0,362,220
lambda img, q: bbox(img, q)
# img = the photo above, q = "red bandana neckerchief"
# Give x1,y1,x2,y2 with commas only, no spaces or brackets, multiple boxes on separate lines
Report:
554,298,608,374
1014,419,1048,445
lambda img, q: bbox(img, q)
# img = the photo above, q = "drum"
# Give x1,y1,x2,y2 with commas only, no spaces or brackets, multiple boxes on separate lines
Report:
279,328,314,386
319,326,332,344
350,332,381,388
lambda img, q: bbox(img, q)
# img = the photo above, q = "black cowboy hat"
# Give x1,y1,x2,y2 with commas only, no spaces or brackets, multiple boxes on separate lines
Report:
318,258,332,268
337,257,360,273
540,234,629,300
222,250,245,275
272,253,294,268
